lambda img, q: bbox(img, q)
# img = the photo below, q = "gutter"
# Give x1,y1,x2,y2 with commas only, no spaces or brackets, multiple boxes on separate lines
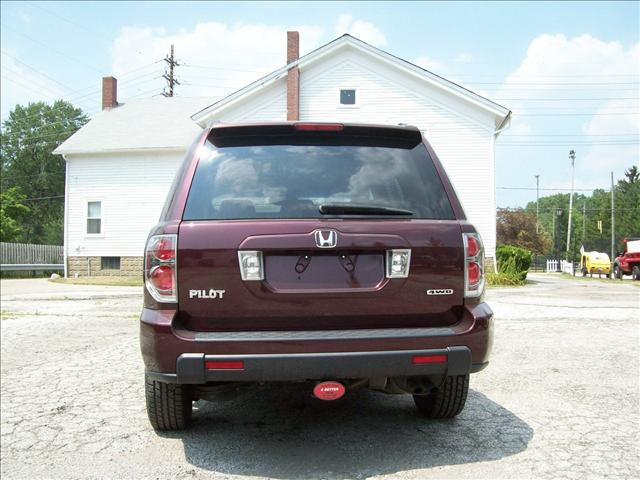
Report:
63,155,69,278
490,111,511,274
493,111,512,137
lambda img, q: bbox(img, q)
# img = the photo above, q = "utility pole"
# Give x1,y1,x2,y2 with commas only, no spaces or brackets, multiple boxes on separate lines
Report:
582,201,586,245
162,44,180,97
535,174,540,234
611,171,615,273
566,149,576,259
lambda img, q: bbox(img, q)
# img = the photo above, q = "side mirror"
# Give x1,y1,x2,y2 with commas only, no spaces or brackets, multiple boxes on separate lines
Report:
616,252,623,257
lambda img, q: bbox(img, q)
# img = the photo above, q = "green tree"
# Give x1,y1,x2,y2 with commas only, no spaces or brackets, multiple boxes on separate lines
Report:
496,208,552,255
0,101,88,244
524,166,640,260
0,187,31,242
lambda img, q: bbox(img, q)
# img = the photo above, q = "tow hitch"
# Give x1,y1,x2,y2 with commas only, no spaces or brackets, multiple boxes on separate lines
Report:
313,381,346,400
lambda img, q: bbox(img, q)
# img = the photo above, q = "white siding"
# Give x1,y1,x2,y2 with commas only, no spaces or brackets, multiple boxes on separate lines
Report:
66,150,184,257
215,80,287,122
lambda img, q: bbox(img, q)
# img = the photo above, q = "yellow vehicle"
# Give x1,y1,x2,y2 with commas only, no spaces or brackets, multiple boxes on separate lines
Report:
580,248,611,277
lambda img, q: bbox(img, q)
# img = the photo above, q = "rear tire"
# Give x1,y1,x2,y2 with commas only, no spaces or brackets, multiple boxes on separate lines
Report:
633,266,640,281
145,374,192,431
413,375,469,419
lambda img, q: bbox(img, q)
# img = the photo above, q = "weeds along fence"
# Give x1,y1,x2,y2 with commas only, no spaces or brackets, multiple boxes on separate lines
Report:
0,242,64,277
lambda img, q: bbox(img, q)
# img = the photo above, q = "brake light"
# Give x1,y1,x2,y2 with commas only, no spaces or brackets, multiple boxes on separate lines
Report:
466,236,481,258
463,232,485,298
294,123,344,132
145,234,177,303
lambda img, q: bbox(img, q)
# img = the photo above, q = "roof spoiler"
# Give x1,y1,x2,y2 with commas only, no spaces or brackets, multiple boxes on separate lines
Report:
208,122,423,146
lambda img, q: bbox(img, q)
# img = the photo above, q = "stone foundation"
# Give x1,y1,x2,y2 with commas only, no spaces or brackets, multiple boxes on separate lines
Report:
67,256,143,277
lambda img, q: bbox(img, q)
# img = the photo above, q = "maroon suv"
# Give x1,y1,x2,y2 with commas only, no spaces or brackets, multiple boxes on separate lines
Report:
140,122,493,430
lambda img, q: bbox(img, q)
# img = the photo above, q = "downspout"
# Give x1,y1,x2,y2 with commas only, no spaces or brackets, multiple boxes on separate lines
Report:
491,112,512,273
63,155,69,278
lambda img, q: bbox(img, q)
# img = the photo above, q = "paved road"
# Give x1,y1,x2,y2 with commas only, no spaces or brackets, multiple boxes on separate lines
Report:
1,275,638,479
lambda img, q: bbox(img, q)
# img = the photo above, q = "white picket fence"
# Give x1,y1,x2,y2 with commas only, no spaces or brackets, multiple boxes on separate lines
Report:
560,260,575,275
545,259,575,274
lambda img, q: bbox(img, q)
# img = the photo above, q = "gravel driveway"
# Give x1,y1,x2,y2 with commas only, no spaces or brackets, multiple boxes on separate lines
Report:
1,275,638,479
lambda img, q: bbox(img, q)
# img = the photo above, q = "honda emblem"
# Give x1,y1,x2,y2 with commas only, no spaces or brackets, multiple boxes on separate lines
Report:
314,230,337,248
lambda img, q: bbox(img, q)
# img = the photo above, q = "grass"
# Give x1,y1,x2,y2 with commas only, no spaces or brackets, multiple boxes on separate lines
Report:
560,272,638,285
49,276,142,286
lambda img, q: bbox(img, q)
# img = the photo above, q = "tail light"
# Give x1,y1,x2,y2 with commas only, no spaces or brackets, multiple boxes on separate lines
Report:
463,232,485,298
145,234,177,302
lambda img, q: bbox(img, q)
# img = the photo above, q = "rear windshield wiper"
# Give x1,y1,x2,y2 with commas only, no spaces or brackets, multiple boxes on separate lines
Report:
319,204,414,216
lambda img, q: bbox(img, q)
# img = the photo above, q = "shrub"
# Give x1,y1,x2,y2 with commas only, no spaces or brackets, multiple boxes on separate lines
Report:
486,271,526,286
496,245,533,281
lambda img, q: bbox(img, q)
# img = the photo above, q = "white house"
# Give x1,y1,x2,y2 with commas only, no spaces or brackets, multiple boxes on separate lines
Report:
55,32,510,277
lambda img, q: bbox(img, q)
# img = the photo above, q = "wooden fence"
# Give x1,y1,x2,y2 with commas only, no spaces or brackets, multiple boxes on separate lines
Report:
0,242,64,270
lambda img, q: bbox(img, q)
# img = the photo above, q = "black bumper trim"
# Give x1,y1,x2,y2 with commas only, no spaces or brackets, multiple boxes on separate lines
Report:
148,346,474,384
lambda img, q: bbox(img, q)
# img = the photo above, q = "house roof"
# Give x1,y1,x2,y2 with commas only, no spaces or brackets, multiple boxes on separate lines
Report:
192,34,511,127
54,96,214,155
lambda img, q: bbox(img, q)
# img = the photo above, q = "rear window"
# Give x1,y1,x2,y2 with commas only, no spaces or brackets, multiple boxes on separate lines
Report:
183,137,455,220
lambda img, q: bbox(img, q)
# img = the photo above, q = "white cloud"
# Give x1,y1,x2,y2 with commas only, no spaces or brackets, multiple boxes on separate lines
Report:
455,52,473,63
334,14,386,47
498,34,639,184
110,22,325,100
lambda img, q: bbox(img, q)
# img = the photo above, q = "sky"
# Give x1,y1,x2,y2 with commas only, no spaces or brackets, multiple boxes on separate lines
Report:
1,1,638,207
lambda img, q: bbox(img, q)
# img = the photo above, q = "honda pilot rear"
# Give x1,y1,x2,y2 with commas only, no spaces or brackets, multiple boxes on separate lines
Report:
140,122,493,431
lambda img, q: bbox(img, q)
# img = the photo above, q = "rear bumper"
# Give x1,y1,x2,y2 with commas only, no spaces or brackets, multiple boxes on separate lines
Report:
146,346,481,384
141,302,493,384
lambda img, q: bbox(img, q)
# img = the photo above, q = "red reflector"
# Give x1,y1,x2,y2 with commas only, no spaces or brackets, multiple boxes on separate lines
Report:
205,360,244,370
149,265,173,292
412,354,448,364
466,236,481,258
468,261,481,284
294,123,344,132
313,381,346,401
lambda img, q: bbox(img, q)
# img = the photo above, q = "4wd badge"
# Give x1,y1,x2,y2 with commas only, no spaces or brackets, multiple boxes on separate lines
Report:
426,289,454,296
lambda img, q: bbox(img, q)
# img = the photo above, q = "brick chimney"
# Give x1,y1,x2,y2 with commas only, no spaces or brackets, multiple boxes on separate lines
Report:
102,76,118,110
286,31,300,121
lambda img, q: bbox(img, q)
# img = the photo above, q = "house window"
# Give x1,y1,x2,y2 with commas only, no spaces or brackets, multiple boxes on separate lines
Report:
87,201,102,234
340,89,356,105
101,257,120,270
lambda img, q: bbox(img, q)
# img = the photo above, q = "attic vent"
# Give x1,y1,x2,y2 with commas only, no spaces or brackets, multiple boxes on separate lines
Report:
340,89,356,105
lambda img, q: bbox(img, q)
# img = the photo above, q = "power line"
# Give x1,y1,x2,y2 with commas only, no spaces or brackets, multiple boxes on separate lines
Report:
503,133,639,137
517,112,640,117
468,81,640,86
1,22,102,73
498,187,608,192
21,195,64,201
495,97,639,101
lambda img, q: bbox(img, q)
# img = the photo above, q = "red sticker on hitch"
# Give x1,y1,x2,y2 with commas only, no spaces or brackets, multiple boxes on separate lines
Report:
313,381,346,401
